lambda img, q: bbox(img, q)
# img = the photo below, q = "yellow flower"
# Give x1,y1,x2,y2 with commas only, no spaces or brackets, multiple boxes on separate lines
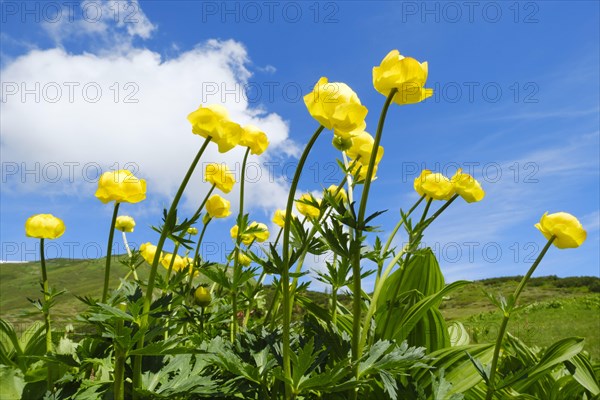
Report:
345,131,384,166
237,252,252,267
161,253,191,272
248,221,270,242
373,50,433,105
230,225,253,246
187,227,198,235
205,194,232,219
303,77,368,138
187,104,229,137
204,163,235,193
240,125,269,155
115,216,135,232
325,185,348,204
272,209,295,228
231,222,270,244
414,170,454,201
25,214,65,239
296,194,321,219
95,170,146,204
451,169,485,203
535,212,587,249
140,242,162,265
350,162,379,182
194,286,212,307
187,104,242,153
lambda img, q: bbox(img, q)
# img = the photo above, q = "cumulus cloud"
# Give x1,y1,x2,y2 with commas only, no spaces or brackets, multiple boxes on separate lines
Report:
1,5,299,216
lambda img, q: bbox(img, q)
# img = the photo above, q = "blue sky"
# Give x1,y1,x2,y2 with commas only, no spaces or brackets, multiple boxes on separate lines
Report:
1,1,598,288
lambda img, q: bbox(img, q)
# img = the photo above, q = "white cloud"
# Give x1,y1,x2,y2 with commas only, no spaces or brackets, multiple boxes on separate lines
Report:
0,33,297,216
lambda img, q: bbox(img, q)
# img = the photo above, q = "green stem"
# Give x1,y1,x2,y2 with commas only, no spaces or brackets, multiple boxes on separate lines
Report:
485,236,555,400
191,220,211,297
102,202,121,303
351,89,397,378
165,243,181,285
231,147,251,342
281,125,325,398
40,238,52,353
193,184,216,220
132,136,211,397
113,302,127,400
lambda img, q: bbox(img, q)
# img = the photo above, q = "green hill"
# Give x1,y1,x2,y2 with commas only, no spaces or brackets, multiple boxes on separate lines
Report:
1,258,599,360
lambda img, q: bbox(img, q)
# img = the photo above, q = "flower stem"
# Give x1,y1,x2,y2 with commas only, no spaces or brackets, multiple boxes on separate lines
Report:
102,202,120,303
485,236,555,400
113,302,127,400
231,147,251,342
39,238,52,353
281,125,325,398
122,231,132,258
132,136,211,397
352,89,397,378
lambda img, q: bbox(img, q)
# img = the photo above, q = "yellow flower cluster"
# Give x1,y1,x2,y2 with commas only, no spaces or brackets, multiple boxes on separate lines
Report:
414,169,485,202
187,105,269,154
230,222,270,245
95,170,146,204
115,216,135,233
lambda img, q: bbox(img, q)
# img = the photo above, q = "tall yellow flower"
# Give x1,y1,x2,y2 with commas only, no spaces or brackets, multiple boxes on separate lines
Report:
248,221,270,242
414,170,454,200
303,77,368,138
230,225,253,246
535,212,587,249
115,216,136,232
325,185,348,204
350,162,379,182
237,252,252,267
373,50,433,105
345,131,384,165
187,104,243,153
272,209,295,228
204,163,235,193
25,214,65,239
95,170,146,204
205,194,232,219
240,125,269,155
452,169,485,203
140,242,162,265
296,194,321,219
161,253,192,272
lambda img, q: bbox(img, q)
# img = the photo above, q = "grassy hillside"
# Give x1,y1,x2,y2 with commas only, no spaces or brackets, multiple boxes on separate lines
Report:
1,258,599,360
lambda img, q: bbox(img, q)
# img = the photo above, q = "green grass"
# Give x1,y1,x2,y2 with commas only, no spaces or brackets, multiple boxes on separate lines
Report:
1,258,599,360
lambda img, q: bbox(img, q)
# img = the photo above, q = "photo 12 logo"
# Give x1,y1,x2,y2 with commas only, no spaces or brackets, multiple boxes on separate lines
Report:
1,82,140,104
1,1,141,24
200,1,340,23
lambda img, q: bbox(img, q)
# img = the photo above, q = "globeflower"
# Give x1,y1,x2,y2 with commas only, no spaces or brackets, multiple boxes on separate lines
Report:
230,225,253,246
414,170,454,201
237,252,252,267
248,221,270,242
373,50,433,105
95,170,146,204
451,169,485,203
187,104,242,153
535,212,587,249
272,209,295,228
205,163,235,193
205,194,232,219
345,131,384,166
187,227,199,235
25,214,66,239
325,185,348,204
296,194,321,219
115,216,136,232
303,77,368,138
140,242,162,265
194,286,212,307
161,253,192,273
240,125,269,155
